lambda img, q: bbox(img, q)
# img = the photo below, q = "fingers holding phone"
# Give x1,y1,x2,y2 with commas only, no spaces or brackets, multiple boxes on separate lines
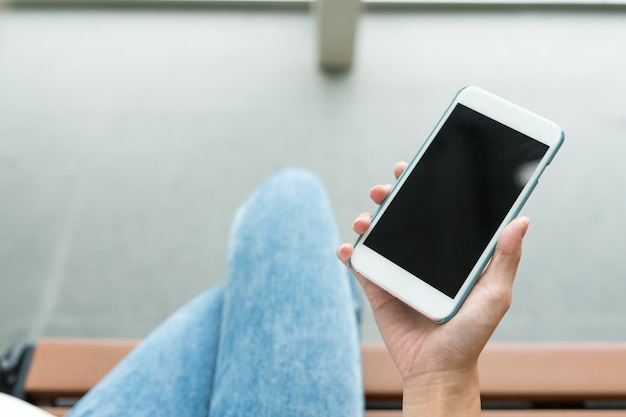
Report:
337,164,530,395
352,162,408,235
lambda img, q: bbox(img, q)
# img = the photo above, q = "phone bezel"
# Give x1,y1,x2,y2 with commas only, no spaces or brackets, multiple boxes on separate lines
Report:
350,86,564,323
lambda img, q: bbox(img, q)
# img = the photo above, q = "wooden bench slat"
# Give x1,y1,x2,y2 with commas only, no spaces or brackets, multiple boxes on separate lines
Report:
21,339,626,416
25,339,137,399
359,343,626,402
364,412,402,417
26,341,401,400
363,408,626,416
362,343,402,399
39,407,626,417
481,412,626,417
478,344,626,401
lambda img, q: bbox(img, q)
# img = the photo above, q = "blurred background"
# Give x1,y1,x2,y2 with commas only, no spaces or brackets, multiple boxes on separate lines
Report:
1,0,625,353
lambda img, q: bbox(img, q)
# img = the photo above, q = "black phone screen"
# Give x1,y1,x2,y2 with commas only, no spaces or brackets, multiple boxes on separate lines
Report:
363,104,549,299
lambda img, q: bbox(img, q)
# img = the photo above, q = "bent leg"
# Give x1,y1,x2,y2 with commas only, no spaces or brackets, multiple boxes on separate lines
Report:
67,285,224,417
209,168,363,417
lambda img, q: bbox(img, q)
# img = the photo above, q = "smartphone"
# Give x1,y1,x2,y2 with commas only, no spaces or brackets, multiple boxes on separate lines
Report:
350,86,564,323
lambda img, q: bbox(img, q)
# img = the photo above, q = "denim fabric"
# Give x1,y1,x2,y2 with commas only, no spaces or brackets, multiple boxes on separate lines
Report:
67,168,363,417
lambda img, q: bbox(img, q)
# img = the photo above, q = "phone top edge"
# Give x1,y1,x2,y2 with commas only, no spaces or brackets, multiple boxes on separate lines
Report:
458,86,564,146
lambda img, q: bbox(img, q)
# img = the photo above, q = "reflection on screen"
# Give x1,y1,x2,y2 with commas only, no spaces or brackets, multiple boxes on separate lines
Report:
364,104,548,298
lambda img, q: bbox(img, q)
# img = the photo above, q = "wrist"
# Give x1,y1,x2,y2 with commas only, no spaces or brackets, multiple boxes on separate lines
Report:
402,366,481,417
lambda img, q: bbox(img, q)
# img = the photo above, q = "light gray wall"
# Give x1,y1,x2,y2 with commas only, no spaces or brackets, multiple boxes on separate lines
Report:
1,8,625,352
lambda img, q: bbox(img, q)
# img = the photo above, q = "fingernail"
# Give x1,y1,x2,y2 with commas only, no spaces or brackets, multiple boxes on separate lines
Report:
352,214,367,228
520,216,530,237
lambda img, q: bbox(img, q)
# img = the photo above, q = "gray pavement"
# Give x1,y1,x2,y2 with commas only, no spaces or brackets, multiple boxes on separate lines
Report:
1,7,626,353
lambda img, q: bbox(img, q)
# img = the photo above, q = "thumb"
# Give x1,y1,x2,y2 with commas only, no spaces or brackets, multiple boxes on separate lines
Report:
489,216,530,279
471,217,530,317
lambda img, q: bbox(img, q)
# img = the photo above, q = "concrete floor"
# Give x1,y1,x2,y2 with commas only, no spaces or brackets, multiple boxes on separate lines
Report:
1,7,626,353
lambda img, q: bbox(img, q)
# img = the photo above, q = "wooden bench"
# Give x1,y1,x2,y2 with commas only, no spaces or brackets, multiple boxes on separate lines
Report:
3,339,626,416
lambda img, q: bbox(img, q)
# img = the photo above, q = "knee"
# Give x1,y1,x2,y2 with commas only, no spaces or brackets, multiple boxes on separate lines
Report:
231,167,334,232
261,167,327,203
269,167,323,187
231,167,334,239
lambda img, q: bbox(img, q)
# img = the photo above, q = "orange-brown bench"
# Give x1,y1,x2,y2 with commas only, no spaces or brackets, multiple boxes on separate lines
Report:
3,339,626,416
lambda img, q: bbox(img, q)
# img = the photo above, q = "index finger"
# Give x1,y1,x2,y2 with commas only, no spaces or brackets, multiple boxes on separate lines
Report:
394,161,408,180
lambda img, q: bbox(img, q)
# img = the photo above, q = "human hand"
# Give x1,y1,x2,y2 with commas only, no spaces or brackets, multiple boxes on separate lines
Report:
337,161,529,417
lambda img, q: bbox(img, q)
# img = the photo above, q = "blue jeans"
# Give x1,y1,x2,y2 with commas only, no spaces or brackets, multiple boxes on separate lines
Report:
66,168,364,417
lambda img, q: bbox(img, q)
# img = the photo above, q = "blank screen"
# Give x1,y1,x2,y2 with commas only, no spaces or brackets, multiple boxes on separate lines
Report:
364,104,548,298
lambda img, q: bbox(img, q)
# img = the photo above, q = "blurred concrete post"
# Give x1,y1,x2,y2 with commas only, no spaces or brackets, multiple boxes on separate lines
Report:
314,0,361,72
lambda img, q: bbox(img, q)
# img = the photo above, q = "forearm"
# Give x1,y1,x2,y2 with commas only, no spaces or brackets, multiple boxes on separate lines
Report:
402,366,481,417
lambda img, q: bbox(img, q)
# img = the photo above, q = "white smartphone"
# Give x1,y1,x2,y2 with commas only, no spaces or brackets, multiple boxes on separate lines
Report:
350,86,564,323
